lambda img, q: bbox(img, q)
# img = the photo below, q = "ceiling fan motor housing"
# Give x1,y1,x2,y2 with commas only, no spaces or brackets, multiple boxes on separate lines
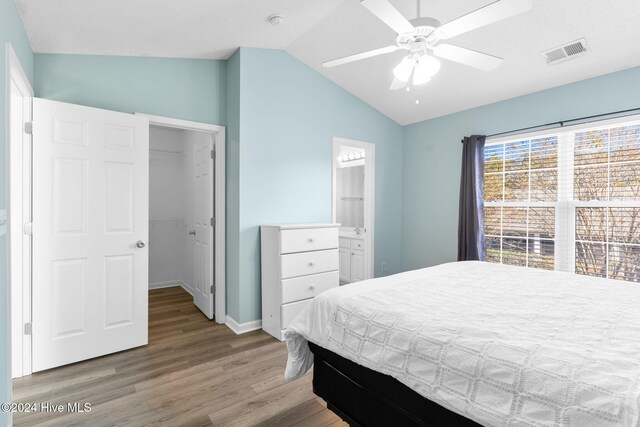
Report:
397,17,441,53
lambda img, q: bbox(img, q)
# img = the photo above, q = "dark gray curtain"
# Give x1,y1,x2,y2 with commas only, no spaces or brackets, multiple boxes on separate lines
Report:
457,135,486,261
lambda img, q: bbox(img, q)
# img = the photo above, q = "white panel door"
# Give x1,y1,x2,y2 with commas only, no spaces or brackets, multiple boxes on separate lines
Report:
193,135,214,319
32,98,149,372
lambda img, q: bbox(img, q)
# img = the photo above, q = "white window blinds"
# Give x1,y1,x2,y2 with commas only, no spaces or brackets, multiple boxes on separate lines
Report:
483,115,640,282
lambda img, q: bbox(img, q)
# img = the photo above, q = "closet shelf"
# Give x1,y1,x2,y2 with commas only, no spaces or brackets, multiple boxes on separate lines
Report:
150,148,185,155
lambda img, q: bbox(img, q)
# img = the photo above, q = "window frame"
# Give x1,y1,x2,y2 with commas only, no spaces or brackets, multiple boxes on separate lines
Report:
484,113,640,277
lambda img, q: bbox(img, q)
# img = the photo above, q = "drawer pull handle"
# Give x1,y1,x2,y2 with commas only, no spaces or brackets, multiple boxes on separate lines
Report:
307,238,314,243
308,285,315,292
307,262,314,268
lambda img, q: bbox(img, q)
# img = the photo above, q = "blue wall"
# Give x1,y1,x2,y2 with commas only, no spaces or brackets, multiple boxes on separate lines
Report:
33,47,640,325
1,0,34,423
234,48,404,323
31,48,405,326
402,65,640,271
34,54,227,125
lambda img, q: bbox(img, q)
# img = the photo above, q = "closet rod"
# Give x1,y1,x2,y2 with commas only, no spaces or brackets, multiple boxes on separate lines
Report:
460,106,640,142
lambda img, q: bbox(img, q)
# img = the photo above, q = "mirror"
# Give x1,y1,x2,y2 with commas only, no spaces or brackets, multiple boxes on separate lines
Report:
336,165,364,229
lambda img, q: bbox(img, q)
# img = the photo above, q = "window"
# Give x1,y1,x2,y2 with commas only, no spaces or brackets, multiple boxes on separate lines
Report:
483,115,640,283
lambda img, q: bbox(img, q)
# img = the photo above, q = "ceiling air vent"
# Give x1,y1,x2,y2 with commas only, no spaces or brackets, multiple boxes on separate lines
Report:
542,38,587,65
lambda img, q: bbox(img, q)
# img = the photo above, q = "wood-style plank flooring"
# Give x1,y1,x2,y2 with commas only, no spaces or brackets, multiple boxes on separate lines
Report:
13,287,347,427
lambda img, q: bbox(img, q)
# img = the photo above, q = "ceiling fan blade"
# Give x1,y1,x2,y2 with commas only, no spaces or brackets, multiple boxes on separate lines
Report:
323,45,400,68
436,0,532,39
434,44,503,71
389,78,407,90
360,0,414,35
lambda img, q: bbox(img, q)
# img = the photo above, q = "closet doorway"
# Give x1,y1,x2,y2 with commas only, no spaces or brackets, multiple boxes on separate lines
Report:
141,114,226,321
7,73,227,377
332,137,375,284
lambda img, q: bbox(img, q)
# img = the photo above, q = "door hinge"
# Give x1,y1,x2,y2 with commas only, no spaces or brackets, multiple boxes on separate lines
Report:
24,122,33,135
23,222,33,235
210,285,215,294
24,322,32,335
210,217,215,227
211,150,215,159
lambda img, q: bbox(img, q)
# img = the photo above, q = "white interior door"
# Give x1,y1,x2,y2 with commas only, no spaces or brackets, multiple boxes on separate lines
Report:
32,98,149,372
193,135,214,319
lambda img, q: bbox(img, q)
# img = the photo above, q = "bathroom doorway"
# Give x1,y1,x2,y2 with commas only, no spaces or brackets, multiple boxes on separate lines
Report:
332,137,375,284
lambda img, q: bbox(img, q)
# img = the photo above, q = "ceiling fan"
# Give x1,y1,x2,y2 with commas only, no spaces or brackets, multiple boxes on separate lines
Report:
323,0,533,89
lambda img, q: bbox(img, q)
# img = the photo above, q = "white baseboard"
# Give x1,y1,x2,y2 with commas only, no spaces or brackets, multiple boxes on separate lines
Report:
180,282,193,296
226,316,262,335
149,281,193,296
149,281,181,289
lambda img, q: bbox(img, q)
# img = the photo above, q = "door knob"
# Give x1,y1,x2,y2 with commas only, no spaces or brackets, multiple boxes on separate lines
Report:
136,240,146,248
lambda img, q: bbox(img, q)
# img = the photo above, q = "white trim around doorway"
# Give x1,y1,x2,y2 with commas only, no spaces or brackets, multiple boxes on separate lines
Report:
7,43,34,382
331,137,375,280
136,113,226,324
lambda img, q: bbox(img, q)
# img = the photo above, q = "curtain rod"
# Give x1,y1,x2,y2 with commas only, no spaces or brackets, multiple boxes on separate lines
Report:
460,106,640,142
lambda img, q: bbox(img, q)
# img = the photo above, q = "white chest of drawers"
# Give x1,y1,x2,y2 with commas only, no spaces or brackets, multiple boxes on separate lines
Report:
261,223,339,341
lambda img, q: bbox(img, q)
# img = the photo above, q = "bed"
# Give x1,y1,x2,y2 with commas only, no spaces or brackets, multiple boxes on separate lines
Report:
284,261,640,426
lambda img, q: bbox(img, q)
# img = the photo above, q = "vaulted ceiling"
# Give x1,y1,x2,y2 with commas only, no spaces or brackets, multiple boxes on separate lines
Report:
16,0,640,125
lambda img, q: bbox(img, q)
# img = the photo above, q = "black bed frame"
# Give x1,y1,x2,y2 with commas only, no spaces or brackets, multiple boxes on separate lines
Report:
309,342,481,427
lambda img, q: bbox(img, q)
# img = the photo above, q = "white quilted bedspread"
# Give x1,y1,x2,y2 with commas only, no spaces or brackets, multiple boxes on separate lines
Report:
284,261,640,427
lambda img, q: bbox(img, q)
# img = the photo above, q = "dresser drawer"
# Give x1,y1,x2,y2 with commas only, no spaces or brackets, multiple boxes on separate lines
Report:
352,239,364,250
281,299,312,329
281,271,338,304
281,249,338,279
280,227,338,254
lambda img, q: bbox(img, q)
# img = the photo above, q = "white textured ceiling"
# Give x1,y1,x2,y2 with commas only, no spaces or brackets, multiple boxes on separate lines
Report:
17,0,640,125
16,0,344,58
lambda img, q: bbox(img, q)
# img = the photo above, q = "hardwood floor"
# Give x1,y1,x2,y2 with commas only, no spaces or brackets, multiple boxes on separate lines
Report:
12,287,347,427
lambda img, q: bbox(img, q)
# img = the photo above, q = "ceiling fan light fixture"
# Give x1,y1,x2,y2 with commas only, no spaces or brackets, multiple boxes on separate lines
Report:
393,56,416,82
412,55,440,85
412,71,431,85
